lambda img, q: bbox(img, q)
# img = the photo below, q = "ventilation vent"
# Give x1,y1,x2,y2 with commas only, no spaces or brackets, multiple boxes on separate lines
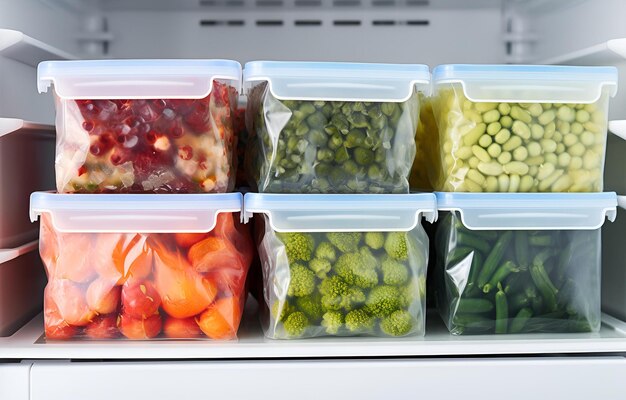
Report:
199,18,430,27
294,20,323,26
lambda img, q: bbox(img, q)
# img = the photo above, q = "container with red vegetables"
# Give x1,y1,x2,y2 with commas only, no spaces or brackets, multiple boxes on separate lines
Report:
30,192,253,340
37,60,241,193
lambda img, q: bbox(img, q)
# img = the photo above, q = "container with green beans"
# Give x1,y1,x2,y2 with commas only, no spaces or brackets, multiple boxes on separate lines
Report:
243,61,431,194
433,192,617,335
430,65,618,193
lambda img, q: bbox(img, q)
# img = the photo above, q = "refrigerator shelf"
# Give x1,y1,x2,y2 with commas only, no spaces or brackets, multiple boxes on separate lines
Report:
609,120,626,141
1,302,625,360
539,37,626,65
0,29,75,67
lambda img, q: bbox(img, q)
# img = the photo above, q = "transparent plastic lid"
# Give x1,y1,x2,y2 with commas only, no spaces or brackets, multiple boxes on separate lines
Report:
243,61,431,102
30,192,242,233
244,193,437,232
37,59,242,99
432,64,618,103
436,192,617,230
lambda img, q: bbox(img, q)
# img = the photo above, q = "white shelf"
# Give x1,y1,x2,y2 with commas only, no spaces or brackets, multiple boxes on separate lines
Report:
1,303,625,360
0,29,75,67
0,118,54,138
609,120,626,141
539,38,626,65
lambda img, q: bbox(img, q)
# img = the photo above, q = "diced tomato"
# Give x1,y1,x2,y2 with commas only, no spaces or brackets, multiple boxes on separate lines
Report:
85,314,120,339
195,297,242,340
174,233,209,249
163,317,202,339
86,278,121,314
152,238,218,319
117,313,162,339
105,234,153,285
39,214,59,277
46,280,95,326
121,281,161,319
54,234,97,283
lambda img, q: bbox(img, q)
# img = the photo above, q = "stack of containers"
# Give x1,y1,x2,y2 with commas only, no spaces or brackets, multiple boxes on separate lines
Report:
31,60,255,340
426,65,620,334
243,62,436,338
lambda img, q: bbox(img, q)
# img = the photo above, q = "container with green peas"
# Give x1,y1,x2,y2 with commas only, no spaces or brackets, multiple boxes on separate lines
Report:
243,61,431,194
434,192,617,335
429,65,618,193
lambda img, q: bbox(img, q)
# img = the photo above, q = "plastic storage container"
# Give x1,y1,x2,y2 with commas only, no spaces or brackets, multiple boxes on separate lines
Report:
244,193,437,339
428,65,618,192
0,119,55,248
0,241,46,336
244,61,430,194
37,59,242,194
433,192,617,335
30,192,253,340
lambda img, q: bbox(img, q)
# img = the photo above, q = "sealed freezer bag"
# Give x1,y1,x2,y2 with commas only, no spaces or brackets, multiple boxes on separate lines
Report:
410,94,441,191
245,193,437,339
38,60,241,193
244,61,430,193
32,193,253,340
430,65,618,192
433,192,617,335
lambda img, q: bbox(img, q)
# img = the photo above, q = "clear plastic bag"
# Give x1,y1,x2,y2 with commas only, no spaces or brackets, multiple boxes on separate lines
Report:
54,80,238,193
434,212,601,334
40,212,253,340
246,82,420,194
257,217,428,338
431,83,611,192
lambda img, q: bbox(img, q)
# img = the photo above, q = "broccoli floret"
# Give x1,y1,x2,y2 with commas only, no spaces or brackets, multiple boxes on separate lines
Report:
321,311,344,334
381,258,409,285
319,276,350,311
345,309,375,333
326,232,362,253
314,242,337,262
278,232,315,262
334,249,379,289
380,310,414,337
309,258,332,279
384,232,409,260
365,285,401,317
271,299,295,322
364,232,385,250
283,311,309,337
341,286,366,311
296,293,324,321
287,263,316,297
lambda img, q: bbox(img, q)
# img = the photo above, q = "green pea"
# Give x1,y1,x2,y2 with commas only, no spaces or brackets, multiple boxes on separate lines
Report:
478,134,493,148
538,109,556,125
381,103,396,116
472,145,492,163
487,122,502,136
467,169,486,186
317,148,334,162
502,135,522,152
475,102,498,112
497,151,512,165
527,142,542,157
528,103,543,117
531,124,544,140
478,161,503,176
571,122,584,135
483,109,501,124
328,133,343,150
308,129,328,146
576,109,590,123
512,120,531,140
557,106,575,122
513,146,528,161
354,147,375,166
540,139,557,154
345,129,366,148
510,105,532,124
487,143,502,158
463,123,487,146
300,102,316,115
495,129,511,144
500,116,513,129
498,103,511,116
580,131,595,146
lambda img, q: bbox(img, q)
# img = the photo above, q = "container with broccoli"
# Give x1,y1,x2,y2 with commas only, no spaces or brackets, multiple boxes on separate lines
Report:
433,192,617,335
244,193,437,339
243,61,431,194
429,65,618,193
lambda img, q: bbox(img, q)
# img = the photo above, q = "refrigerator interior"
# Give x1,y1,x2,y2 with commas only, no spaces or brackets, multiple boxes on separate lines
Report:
1,0,625,398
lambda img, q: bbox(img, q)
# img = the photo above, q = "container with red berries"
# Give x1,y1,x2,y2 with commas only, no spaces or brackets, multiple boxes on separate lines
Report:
30,192,254,340
37,59,241,193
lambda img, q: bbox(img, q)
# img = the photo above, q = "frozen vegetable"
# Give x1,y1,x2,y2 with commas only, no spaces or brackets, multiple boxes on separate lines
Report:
246,83,419,193
55,81,238,193
435,212,601,334
40,213,253,340
432,87,610,192
259,226,428,339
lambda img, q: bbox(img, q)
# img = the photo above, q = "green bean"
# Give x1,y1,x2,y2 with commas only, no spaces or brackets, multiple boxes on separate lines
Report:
495,283,509,334
484,261,519,293
458,233,491,255
510,308,533,333
457,298,494,314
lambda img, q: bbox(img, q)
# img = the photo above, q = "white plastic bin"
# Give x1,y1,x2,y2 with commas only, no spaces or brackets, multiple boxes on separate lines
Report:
433,192,617,334
244,193,437,339
429,64,618,192
243,61,431,194
0,119,55,248
0,241,46,336
37,59,242,194
30,192,254,340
